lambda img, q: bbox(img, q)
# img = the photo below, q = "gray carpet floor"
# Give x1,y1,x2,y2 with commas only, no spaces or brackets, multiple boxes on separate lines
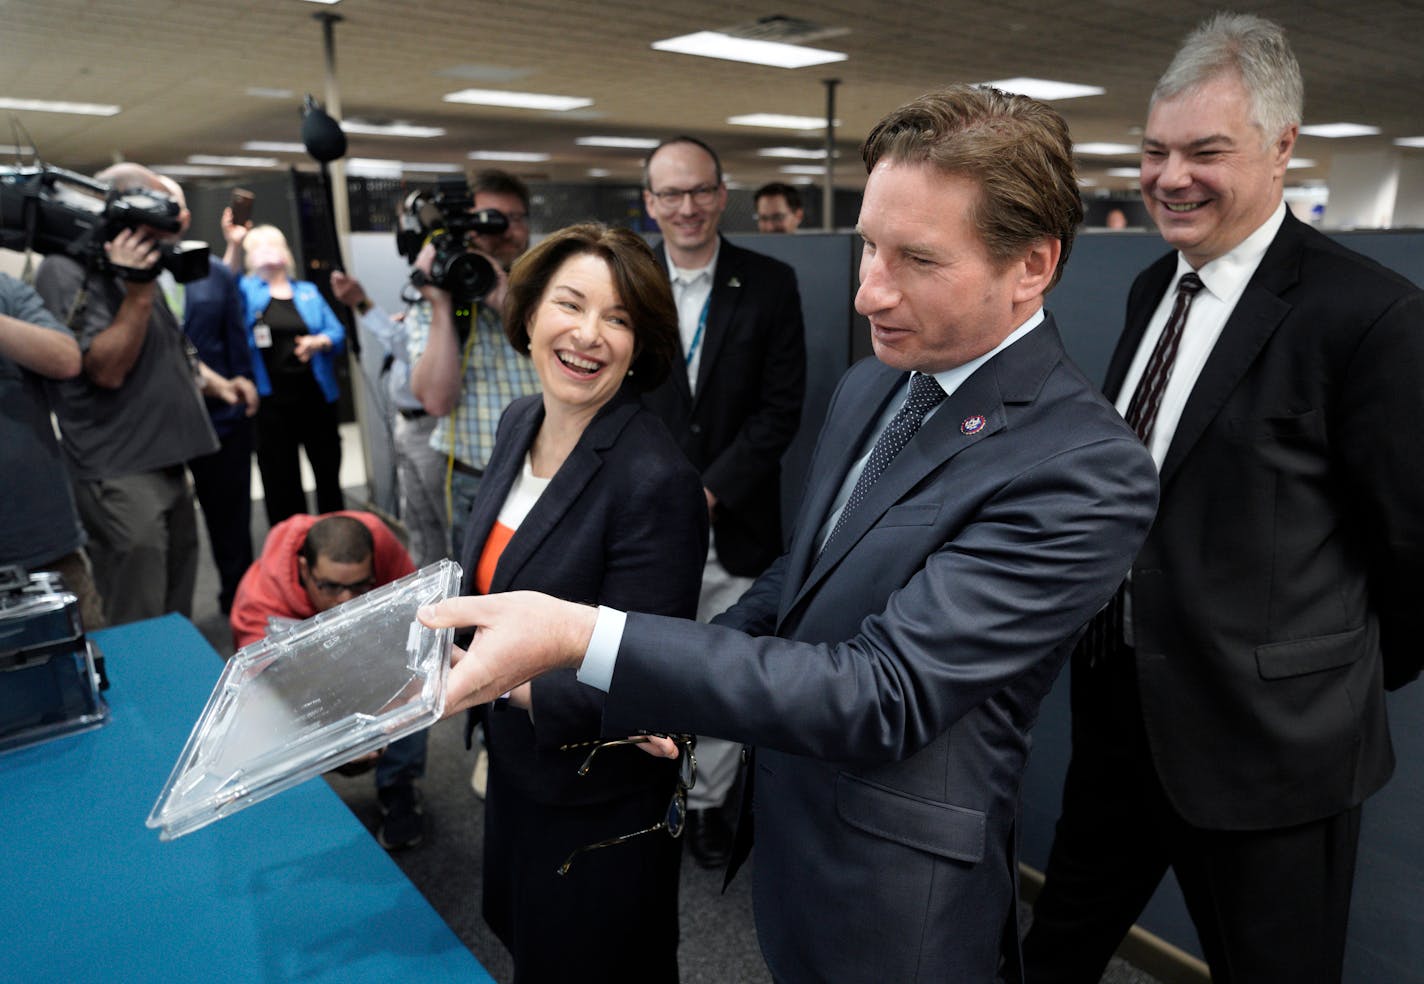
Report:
187,480,1165,983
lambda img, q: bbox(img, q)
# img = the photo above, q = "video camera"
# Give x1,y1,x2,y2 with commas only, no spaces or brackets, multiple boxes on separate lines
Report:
0,164,210,283
395,184,507,303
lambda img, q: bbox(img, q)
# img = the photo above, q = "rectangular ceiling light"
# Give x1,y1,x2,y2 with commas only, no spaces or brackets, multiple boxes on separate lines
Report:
468,151,551,162
245,87,295,99
576,136,660,149
652,31,847,69
1299,123,1380,138
443,89,592,111
728,113,828,131
759,146,828,159
1395,137,1424,148
347,158,464,175
1074,142,1139,156
188,154,279,168
1286,158,1317,169
243,141,306,153
342,121,446,138
983,78,1105,101
154,165,238,177
0,97,120,116
1106,167,1142,178
779,164,826,175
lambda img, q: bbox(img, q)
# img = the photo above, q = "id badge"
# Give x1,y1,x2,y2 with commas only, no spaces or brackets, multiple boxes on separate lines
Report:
253,321,273,349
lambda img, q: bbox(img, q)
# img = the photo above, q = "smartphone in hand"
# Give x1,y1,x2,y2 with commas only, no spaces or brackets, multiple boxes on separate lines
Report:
229,188,255,227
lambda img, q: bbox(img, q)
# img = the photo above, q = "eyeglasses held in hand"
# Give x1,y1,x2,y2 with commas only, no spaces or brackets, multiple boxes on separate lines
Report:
647,185,719,208
555,733,697,876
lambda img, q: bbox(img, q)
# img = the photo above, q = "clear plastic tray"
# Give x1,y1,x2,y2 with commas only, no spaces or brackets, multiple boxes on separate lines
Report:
147,559,461,841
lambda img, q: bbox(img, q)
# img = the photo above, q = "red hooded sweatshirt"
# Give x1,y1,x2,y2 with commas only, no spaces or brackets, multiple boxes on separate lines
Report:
230,510,416,649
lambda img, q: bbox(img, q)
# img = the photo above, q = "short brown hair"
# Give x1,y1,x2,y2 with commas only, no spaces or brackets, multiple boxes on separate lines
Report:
862,84,1084,290
503,224,679,391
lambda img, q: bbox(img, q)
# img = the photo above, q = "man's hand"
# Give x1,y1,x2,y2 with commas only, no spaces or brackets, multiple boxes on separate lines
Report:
329,271,368,310
105,228,161,278
293,333,332,363
233,375,259,416
417,592,598,717
221,206,250,268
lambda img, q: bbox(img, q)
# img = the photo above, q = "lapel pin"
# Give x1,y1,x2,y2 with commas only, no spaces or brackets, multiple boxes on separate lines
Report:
727,276,741,287
961,415,987,435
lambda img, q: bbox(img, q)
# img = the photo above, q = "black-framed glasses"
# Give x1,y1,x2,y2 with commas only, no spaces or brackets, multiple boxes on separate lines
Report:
302,567,376,596
555,734,697,876
647,184,719,208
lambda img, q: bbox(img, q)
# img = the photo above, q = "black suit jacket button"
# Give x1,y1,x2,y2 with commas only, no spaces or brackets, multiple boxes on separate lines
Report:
690,423,703,435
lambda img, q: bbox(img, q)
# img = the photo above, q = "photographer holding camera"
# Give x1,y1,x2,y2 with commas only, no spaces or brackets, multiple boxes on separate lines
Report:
404,169,541,560
32,163,225,626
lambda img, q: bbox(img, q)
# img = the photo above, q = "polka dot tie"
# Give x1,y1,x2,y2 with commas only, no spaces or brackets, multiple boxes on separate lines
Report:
821,372,947,556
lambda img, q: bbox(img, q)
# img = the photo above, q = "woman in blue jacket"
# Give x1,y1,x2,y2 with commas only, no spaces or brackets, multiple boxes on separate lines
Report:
237,225,346,526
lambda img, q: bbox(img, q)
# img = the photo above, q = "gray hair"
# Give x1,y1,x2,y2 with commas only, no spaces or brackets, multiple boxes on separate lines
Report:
1152,12,1303,144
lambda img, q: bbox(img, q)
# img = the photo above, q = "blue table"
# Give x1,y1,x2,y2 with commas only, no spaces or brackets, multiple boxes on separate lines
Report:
0,614,492,983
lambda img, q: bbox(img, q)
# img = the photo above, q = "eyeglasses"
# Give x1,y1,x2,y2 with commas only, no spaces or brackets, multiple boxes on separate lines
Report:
307,573,375,596
756,212,791,224
647,184,720,208
556,734,697,875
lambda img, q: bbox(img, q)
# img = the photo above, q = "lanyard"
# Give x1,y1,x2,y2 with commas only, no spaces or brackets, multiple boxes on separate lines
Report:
684,293,711,368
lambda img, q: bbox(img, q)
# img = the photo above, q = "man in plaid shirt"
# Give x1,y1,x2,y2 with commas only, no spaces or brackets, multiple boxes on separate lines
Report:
406,170,541,560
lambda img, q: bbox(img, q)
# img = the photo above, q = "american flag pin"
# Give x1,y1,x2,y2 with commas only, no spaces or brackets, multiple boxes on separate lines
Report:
728,276,741,287
961,415,987,435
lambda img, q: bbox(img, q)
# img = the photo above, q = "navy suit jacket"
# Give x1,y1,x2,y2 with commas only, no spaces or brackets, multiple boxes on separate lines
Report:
1106,211,1424,829
460,388,708,806
601,317,1159,982
181,259,251,435
643,237,806,576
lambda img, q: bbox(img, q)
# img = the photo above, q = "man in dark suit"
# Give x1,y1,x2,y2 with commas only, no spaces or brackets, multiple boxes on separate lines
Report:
422,85,1158,982
1024,14,1424,984
640,136,806,866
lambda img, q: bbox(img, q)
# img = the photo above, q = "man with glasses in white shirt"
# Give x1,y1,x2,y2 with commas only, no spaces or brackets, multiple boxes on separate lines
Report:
639,136,807,869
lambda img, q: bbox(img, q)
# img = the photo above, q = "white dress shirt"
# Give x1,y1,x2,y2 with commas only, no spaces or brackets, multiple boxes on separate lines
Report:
666,242,720,392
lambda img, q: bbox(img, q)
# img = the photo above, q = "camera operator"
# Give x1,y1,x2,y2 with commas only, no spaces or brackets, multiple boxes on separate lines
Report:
0,272,104,629
33,163,223,626
405,169,541,560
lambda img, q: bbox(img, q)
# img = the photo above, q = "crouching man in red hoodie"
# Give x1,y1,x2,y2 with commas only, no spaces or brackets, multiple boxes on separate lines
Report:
231,511,428,849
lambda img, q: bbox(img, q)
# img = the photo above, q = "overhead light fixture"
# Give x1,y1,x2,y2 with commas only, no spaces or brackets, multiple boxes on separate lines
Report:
728,113,829,131
245,87,295,100
1393,136,1424,148
758,146,828,159
1106,167,1141,178
587,168,612,178
779,164,826,175
1077,178,1099,187
346,158,464,176
342,121,446,138
651,31,847,69
187,154,279,168
0,97,120,117
443,89,592,111
576,136,660,149
468,151,551,162
153,165,237,178
1299,122,1380,138
983,78,1105,101
243,141,306,153
298,0,343,5
1287,158,1317,169
1074,142,1139,156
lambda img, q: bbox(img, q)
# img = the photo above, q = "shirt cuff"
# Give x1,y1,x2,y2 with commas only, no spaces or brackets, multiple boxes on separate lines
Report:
576,605,626,693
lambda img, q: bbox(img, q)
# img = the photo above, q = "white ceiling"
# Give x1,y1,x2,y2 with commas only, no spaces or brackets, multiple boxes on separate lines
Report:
3,0,1422,194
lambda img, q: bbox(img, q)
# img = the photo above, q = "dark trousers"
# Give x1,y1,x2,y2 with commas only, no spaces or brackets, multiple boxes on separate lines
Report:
1024,645,1361,984
254,391,344,527
187,420,254,613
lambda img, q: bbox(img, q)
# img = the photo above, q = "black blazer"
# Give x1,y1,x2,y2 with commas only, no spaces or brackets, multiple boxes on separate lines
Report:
459,388,708,806
1108,211,1424,830
643,237,806,576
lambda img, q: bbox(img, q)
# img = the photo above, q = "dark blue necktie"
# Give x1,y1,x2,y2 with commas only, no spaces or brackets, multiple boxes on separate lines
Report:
821,372,947,556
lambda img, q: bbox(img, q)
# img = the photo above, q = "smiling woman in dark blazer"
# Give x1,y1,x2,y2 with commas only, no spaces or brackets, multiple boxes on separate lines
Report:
458,223,707,983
